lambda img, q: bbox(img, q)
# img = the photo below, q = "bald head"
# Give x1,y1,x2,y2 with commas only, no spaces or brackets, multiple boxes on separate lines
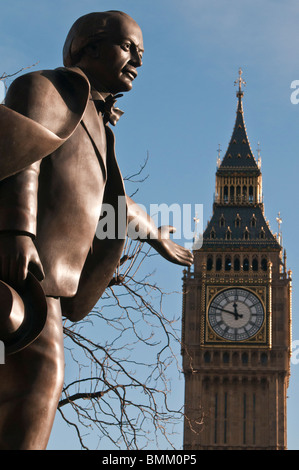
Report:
62,11,143,94
63,11,142,67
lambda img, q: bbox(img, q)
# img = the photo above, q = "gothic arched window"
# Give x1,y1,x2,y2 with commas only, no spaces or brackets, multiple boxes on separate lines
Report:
224,186,228,203
261,258,268,271
261,353,268,365
235,214,241,227
225,256,232,271
226,227,232,240
252,257,258,271
242,353,249,364
216,257,222,271
204,351,211,363
223,352,230,363
243,228,250,240
234,256,240,271
251,215,257,227
207,256,213,271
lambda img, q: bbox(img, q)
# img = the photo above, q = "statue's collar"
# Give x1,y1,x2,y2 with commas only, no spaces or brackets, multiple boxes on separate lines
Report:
90,89,124,127
90,88,111,102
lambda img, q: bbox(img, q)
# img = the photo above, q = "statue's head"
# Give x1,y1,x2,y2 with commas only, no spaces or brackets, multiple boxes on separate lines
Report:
63,11,144,94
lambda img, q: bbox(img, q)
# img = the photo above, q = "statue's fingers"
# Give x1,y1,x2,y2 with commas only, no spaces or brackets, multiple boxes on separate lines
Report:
28,258,45,281
8,256,21,286
17,255,29,282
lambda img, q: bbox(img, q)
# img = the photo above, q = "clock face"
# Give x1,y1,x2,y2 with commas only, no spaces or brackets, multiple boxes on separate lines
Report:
208,288,264,341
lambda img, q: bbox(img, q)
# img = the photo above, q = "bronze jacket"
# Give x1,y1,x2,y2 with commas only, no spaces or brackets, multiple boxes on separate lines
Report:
0,67,126,321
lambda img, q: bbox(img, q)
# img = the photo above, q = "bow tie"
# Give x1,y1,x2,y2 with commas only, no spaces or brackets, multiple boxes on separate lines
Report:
93,94,124,126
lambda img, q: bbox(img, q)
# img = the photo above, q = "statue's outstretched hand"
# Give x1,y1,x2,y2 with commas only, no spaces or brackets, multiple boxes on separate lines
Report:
0,233,45,286
148,225,194,267
126,198,193,266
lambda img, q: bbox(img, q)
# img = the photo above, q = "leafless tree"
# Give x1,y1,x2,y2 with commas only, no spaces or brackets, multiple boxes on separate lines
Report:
56,159,197,450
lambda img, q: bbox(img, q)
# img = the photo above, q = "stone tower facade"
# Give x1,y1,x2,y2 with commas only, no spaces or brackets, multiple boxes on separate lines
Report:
182,70,292,450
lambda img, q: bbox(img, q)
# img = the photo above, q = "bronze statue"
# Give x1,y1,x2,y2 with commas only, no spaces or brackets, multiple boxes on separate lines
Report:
0,11,193,449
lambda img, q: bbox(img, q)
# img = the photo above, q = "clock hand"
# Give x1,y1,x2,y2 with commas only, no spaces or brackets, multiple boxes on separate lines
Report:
233,302,243,320
212,305,243,319
211,306,234,315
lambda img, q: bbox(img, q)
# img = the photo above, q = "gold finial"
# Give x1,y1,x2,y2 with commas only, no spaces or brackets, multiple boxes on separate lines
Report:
193,213,200,233
193,212,201,249
276,212,283,245
257,141,262,168
276,212,282,230
217,144,222,167
234,68,246,96
257,141,261,158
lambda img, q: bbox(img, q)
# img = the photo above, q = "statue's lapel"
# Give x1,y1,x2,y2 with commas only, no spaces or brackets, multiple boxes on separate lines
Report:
81,98,107,180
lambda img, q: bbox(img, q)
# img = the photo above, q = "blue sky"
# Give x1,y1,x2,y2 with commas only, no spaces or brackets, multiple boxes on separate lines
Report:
1,0,299,450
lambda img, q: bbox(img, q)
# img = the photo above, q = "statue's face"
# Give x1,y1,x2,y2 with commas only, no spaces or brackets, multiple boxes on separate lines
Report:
86,16,144,94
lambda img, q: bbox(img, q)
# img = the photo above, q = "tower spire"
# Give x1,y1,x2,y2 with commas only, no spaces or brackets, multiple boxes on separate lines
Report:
217,68,258,171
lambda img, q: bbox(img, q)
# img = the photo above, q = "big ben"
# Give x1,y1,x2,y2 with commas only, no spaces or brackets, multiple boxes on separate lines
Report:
182,69,292,450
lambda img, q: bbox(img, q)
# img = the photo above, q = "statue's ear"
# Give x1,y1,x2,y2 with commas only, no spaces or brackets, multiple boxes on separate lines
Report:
83,41,102,60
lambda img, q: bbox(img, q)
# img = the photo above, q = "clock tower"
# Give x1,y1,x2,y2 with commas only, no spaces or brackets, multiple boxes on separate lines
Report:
182,70,292,450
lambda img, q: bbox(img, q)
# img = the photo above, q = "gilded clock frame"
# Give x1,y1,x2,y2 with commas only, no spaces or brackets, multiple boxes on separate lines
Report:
202,284,271,348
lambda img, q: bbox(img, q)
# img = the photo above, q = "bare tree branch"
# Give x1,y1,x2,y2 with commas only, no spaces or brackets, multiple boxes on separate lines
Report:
123,152,150,199
0,62,39,91
57,236,202,450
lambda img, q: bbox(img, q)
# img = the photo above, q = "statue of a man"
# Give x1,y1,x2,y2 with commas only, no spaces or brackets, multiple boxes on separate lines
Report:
0,11,193,449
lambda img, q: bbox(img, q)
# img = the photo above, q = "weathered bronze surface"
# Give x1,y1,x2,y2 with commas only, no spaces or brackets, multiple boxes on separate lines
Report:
0,11,193,449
